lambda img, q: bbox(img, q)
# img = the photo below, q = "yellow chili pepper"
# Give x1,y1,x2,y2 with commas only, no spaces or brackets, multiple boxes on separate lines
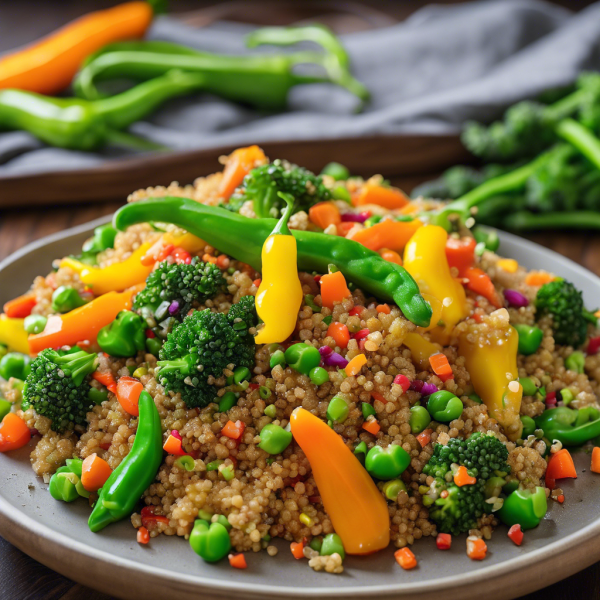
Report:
61,242,153,296
254,193,302,344
403,225,469,343
163,231,206,254
402,332,442,370
0,314,30,355
458,317,523,441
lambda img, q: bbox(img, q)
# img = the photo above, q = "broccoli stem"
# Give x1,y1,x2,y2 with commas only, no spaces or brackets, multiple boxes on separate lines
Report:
544,88,588,122
156,357,194,377
503,210,600,230
52,350,98,387
555,118,600,170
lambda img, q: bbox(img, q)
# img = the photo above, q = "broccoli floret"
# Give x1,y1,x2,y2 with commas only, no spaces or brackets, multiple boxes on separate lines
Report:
157,296,257,408
536,279,590,347
422,432,510,535
133,257,226,317
227,159,331,218
22,348,99,432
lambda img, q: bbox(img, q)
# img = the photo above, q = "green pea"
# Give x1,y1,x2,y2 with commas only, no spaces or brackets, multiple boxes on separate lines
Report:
0,352,31,381
409,405,431,434
175,455,195,471
362,402,376,420
285,343,321,375
364,215,382,228
49,472,80,503
365,444,410,480
189,520,231,563
88,387,108,405
565,351,585,374
321,533,345,560
513,324,543,356
468,393,482,404
321,162,350,181
23,314,47,334
309,366,329,386
426,390,463,422
218,391,237,413
215,514,232,531
520,415,536,438
233,366,251,384
258,424,292,455
327,396,349,423
304,294,321,313
332,186,351,204
309,536,323,553
145,337,162,357
270,350,286,369
558,388,574,405
0,397,11,421
472,225,500,252
519,377,538,397
382,479,407,500
51,286,88,314
354,440,367,458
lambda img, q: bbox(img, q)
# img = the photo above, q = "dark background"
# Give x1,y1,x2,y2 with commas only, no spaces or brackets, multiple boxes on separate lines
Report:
1,2,600,599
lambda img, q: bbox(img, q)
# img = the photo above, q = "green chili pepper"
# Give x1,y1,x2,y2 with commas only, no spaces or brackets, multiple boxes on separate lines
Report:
321,533,345,559
0,398,11,421
258,424,292,455
520,415,536,438
206,460,223,471
284,343,321,375
259,386,272,400
361,402,376,420
364,215,382,228
321,162,350,181
304,294,321,313
354,440,367,458
23,314,47,335
189,519,231,563
322,315,333,326
426,391,463,422
219,465,234,481
0,352,31,381
332,187,352,203
513,324,543,355
216,514,232,531
264,404,277,418
114,198,433,328
309,366,329,386
175,455,195,471
51,286,88,314
534,405,600,446
88,391,162,532
565,351,585,374
269,350,286,369
382,479,407,500
519,377,538,397
82,223,118,254
558,388,574,405
97,310,146,358
365,444,410,480
327,396,349,423
409,405,431,434
498,486,547,530
89,387,109,406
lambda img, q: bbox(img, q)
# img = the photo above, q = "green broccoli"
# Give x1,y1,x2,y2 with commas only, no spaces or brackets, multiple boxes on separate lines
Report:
422,432,510,535
157,295,257,408
535,279,592,347
133,257,226,318
22,348,99,432
226,159,331,218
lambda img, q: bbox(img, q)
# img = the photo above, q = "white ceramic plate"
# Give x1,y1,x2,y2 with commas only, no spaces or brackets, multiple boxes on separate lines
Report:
0,218,599,600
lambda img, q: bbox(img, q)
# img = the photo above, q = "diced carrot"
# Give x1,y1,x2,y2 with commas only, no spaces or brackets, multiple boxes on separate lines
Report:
376,304,391,314
229,553,248,569
309,202,341,230
362,418,380,435
3,293,36,318
221,420,245,440
464,267,502,308
353,183,409,210
116,376,143,417
524,271,554,287
290,541,305,560
327,322,350,349
445,237,476,277
591,447,600,474
137,526,150,545
394,547,417,570
371,391,387,405
378,248,403,265
81,453,112,492
345,353,367,377
216,254,230,270
416,429,432,448
352,219,422,252
202,253,218,265
454,465,476,487
163,434,186,456
557,494,565,504
507,524,523,546
218,145,266,200
546,448,577,489
336,222,356,237
320,271,351,309
466,536,487,560
0,413,31,452
429,353,454,382
92,371,117,394
436,533,451,550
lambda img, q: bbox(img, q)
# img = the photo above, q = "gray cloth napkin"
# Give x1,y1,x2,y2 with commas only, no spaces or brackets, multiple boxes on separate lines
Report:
2,0,600,177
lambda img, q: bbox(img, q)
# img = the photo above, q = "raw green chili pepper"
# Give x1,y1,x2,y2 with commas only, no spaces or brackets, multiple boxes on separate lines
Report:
114,198,433,328
0,398,11,421
364,215,382,228
304,294,321,313
309,366,329,385
534,405,600,446
88,391,162,532
206,460,223,471
513,324,543,355
269,350,286,369
219,391,237,413
0,352,31,381
426,391,463,422
97,310,146,358
558,388,574,405
498,486,547,530
565,351,585,374
189,519,231,563
382,479,407,500
258,424,292,455
327,396,349,423
361,402,376,420
520,415,537,438
321,162,350,181
354,440,367,458
284,343,321,375
89,387,109,405
259,386,272,400
51,286,89,314
23,314,47,335
321,533,345,559
365,444,410,480
519,377,538,397
82,223,118,254
409,405,431,434
175,455,195,471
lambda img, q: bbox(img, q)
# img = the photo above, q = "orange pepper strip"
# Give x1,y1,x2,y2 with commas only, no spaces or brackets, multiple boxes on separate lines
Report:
290,541,305,560
218,145,266,200
376,304,391,314
92,370,117,394
3,293,36,319
327,322,350,348
116,376,143,417
591,447,600,474
429,353,454,382
345,354,367,377
0,413,31,452
290,407,389,554
394,547,417,570
28,287,139,354
352,184,409,210
466,536,487,560
464,267,502,308
545,448,577,489
137,526,150,545
309,202,341,230
454,465,476,487
81,453,113,492
221,420,245,440
228,553,248,569
351,219,422,253
445,237,476,277
378,248,403,265
320,271,351,309
362,419,381,436
163,434,186,456
524,271,555,287
416,429,432,447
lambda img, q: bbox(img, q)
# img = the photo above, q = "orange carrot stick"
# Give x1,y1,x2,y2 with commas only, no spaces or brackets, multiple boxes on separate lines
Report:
218,146,266,200
352,219,422,252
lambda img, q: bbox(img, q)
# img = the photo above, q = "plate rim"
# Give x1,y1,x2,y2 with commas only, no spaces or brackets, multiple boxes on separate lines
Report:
1,218,599,600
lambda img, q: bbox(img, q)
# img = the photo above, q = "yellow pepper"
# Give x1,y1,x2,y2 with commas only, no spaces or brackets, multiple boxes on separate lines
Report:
162,231,206,254
61,242,153,296
0,314,30,355
458,317,523,441
254,193,303,344
403,225,469,343
402,332,442,371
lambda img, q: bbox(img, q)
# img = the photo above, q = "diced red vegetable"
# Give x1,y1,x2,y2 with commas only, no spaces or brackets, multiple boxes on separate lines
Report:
221,420,245,440
436,533,451,550
508,524,523,546
545,448,577,490
229,553,248,569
